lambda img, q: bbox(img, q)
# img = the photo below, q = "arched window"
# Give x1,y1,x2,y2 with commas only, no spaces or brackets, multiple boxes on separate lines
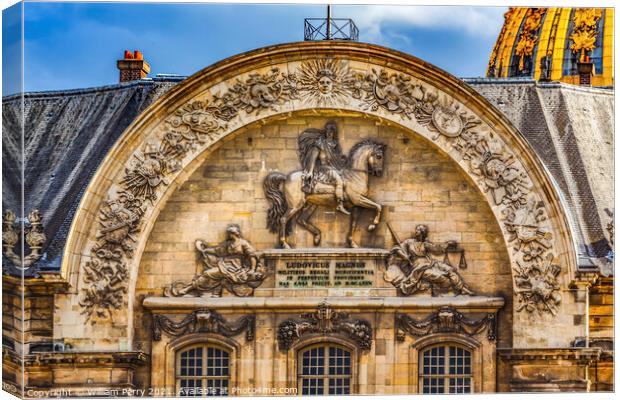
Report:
176,345,230,397
419,344,472,394
298,344,352,395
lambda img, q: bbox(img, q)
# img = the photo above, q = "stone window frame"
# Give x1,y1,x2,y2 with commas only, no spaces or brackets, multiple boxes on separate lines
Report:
286,336,359,395
418,343,473,394
165,333,239,396
297,343,353,395
175,343,231,396
408,334,482,394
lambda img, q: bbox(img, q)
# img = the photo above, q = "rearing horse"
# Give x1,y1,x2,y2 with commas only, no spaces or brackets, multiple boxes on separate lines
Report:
264,139,386,248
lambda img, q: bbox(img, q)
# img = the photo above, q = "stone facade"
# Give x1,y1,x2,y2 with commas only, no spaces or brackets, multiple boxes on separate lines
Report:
2,41,613,396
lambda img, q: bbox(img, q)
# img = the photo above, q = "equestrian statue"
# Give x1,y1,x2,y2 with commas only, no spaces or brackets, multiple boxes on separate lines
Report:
264,121,386,248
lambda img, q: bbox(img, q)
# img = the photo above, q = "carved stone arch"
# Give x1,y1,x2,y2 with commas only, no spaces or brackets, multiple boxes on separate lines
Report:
60,42,578,349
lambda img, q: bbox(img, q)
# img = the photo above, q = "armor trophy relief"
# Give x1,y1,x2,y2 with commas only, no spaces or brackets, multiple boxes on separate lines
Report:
164,121,475,298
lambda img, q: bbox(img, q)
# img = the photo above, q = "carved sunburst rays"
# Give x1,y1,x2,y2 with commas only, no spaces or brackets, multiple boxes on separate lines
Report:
292,59,352,107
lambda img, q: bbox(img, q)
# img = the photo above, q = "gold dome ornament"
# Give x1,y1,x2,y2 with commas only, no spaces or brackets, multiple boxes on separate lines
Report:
486,7,613,87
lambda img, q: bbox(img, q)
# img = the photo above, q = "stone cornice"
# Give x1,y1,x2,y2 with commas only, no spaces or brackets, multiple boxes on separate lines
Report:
143,295,505,313
497,347,602,362
2,348,148,367
2,272,70,296
37,352,147,367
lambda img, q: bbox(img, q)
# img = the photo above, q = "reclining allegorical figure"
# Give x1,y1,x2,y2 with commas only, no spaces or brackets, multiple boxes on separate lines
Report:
385,224,474,296
164,224,265,297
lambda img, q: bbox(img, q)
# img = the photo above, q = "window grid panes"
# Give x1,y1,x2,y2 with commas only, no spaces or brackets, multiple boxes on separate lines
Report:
419,345,472,394
299,345,352,395
177,345,230,397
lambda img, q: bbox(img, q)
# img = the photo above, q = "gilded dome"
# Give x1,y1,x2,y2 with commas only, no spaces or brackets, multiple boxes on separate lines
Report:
487,7,613,87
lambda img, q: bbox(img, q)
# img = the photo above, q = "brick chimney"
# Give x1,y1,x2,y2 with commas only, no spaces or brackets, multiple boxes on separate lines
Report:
117,50,151,83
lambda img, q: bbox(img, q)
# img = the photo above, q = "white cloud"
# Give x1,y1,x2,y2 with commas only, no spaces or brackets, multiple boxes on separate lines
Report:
343,5,506,43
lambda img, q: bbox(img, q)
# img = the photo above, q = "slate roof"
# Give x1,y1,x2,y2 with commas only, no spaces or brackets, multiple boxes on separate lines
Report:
2,79,178,275
1,78,613,275
466,79,614,270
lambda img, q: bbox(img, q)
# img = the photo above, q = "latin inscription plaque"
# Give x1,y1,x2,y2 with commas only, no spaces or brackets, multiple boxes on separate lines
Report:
261,248,390,290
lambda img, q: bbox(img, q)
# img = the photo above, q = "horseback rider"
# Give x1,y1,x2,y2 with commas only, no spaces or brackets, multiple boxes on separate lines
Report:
298,121,350,215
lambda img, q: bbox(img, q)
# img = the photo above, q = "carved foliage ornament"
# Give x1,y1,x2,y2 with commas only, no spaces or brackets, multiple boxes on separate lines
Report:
152,309,255,342
2,209,47,268
514,8,546,72
570,8,603,62
487,8,516,77
396,307,497,342
80,58,562,320
277,302,372,351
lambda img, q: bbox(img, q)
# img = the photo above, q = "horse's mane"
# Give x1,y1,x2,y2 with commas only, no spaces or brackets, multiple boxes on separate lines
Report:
347,139,384,167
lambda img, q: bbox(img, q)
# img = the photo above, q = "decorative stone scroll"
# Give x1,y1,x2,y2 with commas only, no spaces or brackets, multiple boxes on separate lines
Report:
277,302,372,351
2,209,47,267
152,309,255,342
396,307,497,342
79,54,564,321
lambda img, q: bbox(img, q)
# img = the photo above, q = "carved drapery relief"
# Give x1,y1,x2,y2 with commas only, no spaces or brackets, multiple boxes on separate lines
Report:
163,224,266,297
2,209,47,268
396,307,497,342
277,302,372,351
79,57,563,321
152,309,255,342
570,8,603,62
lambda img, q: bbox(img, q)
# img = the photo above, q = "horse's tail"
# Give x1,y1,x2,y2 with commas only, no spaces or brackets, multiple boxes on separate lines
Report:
263,171,290,235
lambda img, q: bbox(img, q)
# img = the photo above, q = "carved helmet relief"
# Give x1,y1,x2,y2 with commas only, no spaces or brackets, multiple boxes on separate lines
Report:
76,52,564,323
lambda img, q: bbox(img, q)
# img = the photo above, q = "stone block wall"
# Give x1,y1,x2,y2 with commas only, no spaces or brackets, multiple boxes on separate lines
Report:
147,306,500,395
133,115,514,353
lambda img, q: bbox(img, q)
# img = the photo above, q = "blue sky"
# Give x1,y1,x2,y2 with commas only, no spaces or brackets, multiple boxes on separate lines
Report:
3,2,506,95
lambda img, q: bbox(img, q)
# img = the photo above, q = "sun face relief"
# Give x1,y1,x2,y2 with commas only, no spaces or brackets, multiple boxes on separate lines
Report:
317,69,335,94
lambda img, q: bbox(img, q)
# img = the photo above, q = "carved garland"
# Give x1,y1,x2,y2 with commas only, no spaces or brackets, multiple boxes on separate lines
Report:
396,307,497,342
277,302,372,351
80,58,562,321
152,309,255,342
